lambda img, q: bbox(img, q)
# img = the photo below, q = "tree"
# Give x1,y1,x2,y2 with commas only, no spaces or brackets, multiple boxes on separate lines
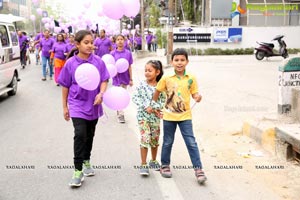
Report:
149,2,162,28
178,0,202,24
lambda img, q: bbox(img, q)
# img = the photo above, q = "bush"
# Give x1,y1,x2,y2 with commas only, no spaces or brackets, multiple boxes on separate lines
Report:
288,48,300,54
188,48,255,55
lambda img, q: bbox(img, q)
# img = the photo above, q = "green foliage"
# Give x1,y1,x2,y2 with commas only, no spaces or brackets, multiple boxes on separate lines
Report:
288,48,300,54
149,3,161,28
179,0,202,24
186,48,256,55
156,29,167,49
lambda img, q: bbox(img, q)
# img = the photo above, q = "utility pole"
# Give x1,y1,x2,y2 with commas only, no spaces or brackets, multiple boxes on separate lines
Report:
141,0,145,51
167,0,174,65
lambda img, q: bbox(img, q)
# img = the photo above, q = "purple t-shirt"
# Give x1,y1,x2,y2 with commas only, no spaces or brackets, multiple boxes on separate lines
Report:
146,34,153,44
34,33,43,49
18,35,28,50
52,42,67,60
40,37,55,57
134,36,142,45
111,49,133,86
94,37,112,58
66,43,76,53
58,54,110,120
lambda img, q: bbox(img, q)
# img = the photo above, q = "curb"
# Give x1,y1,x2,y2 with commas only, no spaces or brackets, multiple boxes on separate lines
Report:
242,120,276,155
242,119,300,161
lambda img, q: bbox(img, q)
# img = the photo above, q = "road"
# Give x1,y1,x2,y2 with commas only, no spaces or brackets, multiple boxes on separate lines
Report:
0,54,299,200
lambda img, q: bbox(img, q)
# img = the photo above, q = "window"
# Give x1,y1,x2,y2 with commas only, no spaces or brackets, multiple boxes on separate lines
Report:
0,25,10,47
8,26,18,46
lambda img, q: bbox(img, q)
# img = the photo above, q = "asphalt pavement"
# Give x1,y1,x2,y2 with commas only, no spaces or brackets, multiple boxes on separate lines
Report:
0,53,298,200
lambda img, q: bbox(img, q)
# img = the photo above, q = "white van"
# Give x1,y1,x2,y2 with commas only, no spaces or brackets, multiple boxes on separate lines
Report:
0,14,24,96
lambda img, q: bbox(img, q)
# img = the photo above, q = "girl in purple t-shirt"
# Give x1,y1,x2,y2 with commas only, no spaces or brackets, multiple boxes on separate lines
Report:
52,33,67,85
58,30,110,187
110,34,133,123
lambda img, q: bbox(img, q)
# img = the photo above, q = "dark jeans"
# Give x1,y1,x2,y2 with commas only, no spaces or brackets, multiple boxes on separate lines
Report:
20,50,26,66
147,43,152,52
72,118,98,171
161,120,203,169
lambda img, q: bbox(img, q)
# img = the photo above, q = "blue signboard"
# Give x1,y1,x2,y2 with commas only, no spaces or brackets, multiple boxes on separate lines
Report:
214,27,242,43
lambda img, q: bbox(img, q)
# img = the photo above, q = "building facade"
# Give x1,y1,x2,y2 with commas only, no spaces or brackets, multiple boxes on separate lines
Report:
207,0,300,26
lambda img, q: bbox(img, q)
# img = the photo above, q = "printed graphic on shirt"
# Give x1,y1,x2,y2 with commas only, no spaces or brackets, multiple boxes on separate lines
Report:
165,80,186,113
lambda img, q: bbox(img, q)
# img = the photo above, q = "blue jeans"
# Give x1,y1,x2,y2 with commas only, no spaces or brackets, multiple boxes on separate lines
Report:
161,120,203,169
41,56,53,78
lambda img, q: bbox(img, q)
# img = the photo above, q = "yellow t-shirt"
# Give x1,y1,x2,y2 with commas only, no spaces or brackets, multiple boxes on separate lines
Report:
156,72,198,121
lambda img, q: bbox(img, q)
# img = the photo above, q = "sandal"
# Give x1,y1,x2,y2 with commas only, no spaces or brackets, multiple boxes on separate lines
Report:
195,169,207,185
160,165,172,178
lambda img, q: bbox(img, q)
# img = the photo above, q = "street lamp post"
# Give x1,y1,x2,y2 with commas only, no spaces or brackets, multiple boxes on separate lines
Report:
141,0,145,51
167,0,174,65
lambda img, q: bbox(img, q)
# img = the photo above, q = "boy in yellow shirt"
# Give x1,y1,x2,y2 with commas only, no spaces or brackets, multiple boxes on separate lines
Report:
149,48,207,185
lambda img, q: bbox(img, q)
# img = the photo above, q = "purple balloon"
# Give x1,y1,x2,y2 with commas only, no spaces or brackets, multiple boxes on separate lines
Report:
54,27,61,33
37,8,43,16
103,87,130,110
102,0,124,20
106,64,117,78
115,58,129,73
122,0,140,18
30,15,36,21
75,63,100,91
102,54,116,65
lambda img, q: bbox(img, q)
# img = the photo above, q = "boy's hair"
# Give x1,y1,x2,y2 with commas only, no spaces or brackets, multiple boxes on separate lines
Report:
171,48,188,60
146,60,164,82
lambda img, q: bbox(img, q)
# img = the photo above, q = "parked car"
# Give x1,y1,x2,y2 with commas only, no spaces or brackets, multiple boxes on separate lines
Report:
0,14,24,96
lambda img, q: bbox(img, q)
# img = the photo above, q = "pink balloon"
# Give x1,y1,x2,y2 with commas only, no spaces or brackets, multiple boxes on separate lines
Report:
84,2,91,9
127,24,131,29
102,0,124,20
135,24,140,30
30,15,36,21
44,23,50,29
75,63,100,91
32,0,39,6
54,27,61,33
106,64,117,78
103,87,130,110
115,58,129,73
41,17,48,24
102,54,115,65
36,8,43,16
122,0,140,18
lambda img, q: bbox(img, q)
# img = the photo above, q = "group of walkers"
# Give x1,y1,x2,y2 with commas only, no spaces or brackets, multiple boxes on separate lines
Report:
18,28,206,188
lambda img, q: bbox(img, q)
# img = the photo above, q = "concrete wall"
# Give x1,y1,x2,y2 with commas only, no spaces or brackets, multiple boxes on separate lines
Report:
172,26,300,50
291,88,300,122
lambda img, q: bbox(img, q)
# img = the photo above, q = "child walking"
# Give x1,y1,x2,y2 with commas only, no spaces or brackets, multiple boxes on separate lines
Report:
111,34,133,123
132,60,165,176
57,30,110,187
150,48,207,185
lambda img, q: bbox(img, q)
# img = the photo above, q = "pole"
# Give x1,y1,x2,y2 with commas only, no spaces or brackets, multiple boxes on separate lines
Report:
201,0,205,26
141,0,145,51
167,0,174,65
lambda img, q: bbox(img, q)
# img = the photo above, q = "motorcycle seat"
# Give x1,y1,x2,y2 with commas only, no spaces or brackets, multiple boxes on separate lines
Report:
261,42,274,48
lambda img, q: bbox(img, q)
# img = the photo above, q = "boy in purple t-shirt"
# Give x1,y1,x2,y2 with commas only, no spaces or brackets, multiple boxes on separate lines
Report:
93,29,112,58
39,30,54,81
146,31,153,52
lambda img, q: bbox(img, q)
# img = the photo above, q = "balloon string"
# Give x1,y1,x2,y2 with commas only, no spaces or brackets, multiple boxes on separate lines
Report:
99,109,109,124
191,102,197,110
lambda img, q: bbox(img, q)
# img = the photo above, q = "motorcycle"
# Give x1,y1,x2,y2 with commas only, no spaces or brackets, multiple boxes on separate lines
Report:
255,35,288,60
